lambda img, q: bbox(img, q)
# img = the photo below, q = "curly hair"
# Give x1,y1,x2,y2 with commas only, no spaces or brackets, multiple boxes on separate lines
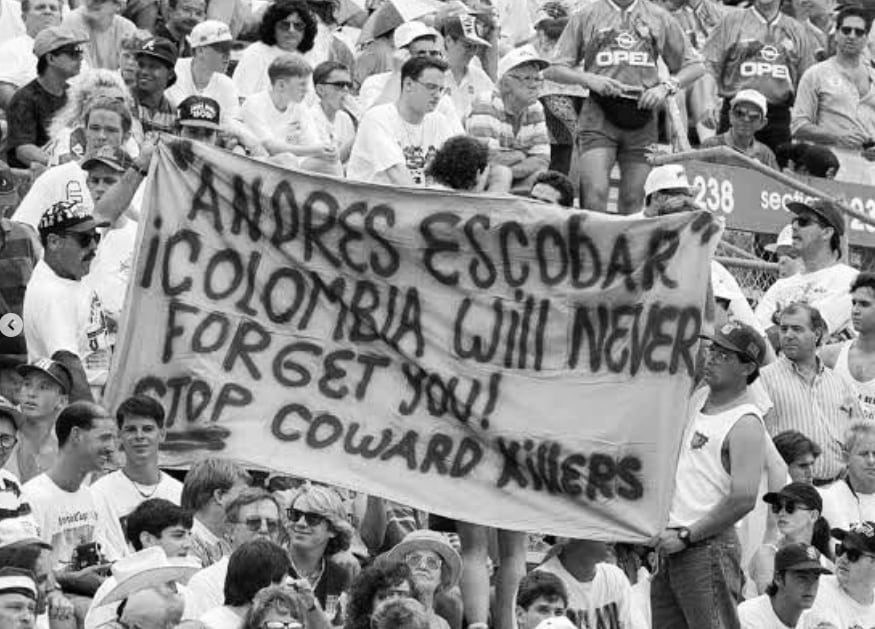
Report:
344,563,418,629
259,0,318,53
243,585,307,629
371,598,429,629
48,69,133,141
425,135,488,191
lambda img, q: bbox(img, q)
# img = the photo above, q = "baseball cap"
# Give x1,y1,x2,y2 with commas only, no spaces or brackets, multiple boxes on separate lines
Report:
833,522,875,554
498,45,549,79
643,164,691,197
0,517,50,550
178,95,221,130
442,14,491,47
17,358,73,395
136,37,179,68
762,482,823,512
81,145,134,172
731,89,768,116
700,321,767,367
787,198,845,237
187,20,233,48
394,22,439,49
774,543,831,574
0,568,37,600
37,201,110,236
33,26,88,58
0,395,21,429
765,224,794,254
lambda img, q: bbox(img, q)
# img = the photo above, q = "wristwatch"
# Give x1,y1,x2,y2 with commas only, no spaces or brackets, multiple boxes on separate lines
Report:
677,527,692,547
662,78,680,96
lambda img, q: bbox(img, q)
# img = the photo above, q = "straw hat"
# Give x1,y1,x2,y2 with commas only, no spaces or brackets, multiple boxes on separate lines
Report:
384,530,462,590
92,548,200,607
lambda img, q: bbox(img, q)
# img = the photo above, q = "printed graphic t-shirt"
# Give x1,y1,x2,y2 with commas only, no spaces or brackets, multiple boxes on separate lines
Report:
537,557,634,629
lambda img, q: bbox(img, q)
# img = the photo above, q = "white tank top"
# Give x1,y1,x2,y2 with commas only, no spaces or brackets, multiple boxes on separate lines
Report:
834,340,875,421
669,391,763,528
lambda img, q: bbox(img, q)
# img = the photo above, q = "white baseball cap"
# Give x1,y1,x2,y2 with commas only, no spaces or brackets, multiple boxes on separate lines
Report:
643,164,691,197
394,21,439,49
498,44,548,79
187,19,233,48
765,224,794,253
731,88,768,116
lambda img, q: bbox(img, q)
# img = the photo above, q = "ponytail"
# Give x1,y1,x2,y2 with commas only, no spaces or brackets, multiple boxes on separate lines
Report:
812,516,833,561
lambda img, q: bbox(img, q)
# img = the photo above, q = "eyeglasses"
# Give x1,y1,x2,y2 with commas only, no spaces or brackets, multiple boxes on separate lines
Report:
731,108,762,122
770,501,811,515
507,74,544,86
415,80,448,95
0,434,17,449
287,508,327,527
320,80,352,89
262,622,303,629
405,554,442,571
277,18,306,31
236,517,280,534
840,25,867,37
62,231,101,247
836,543,875,562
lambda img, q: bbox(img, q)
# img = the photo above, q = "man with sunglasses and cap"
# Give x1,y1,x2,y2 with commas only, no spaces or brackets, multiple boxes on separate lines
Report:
22,201,111,402
6,26,87,168
438,12,493,123
805,522,875,628
755,198,858,342
653,321,767,629
134,36,180,136
701,88,779,169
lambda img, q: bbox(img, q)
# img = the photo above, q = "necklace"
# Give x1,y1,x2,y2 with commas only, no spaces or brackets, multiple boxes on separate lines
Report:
123,469,160,498
290,556,325,588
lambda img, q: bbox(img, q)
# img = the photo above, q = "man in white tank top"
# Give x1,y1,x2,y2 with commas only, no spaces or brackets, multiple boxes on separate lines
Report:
822,272,875,421
651,322,767,629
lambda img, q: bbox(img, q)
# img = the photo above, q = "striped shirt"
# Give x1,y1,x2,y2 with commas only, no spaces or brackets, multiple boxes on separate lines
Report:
760,355,861,480
466,91,550,158
135,95,178,136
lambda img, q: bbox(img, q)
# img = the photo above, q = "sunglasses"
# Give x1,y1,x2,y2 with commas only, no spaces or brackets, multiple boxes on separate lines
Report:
405,554,442,571
62,231,101,247
55,46,84,58
413,49,443,58
0,434,17,449
236,517,280,534
840,25,867,37
836,543,875,562
262,622,302,629
320,80,352,89
287,508,327,527
277,18,306,31
791,216,823,228
770,501,811,515
731,108,762,122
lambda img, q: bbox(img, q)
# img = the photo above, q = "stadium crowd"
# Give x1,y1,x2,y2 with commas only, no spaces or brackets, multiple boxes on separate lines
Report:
2,0,875,625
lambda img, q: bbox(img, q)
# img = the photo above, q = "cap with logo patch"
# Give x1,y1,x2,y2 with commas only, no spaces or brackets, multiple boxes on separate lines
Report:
441,14,491,47
774,543,831,574
833,522,875,554
81,145,134,172
136,37,179,68
37,201,110,236
187,20,233,48
178,95,221,130
700,321,767,367
17,358,73,395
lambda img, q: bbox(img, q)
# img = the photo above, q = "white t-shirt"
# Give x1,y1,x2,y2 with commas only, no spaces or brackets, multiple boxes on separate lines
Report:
85,580,196,629
22,473,109,570
200,605,243,629
537,557,634,629
231,41,285,98
308,102,355,157
239,90,320,160
23,259,112,386
166,58,242,124
187,556,228,618
12,161,92,228
0,33,34,88
0,0,25,44
84,216,138,323
803,575,875,628
820,479,875,533
445,62,494,122
90,469,183,560
347,103,462,186
739,594,804,628
754,263,859,335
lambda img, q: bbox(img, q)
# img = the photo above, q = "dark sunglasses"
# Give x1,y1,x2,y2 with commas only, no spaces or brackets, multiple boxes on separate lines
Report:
277,18,306,31
287,508,327,526
237,516,280,533
320,80,352,89
731,107,762,122
769,501,811,515
791,216,823,228
840,25,867,37
837,543,873,562
62,231,101,247
55,46,84,58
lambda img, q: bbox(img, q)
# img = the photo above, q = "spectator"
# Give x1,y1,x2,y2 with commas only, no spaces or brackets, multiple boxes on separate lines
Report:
371,598,430,629
180,458,251,569
545,0,703,213
754,199,859,337
239,54,337,171
778,142,839,179
0,567,38,629
0,0,62,110
152,0,204,58
61,0,136,71
4,359,70,484
0,398,40,543
791,5,875,184
749,483,832,595
305,0,355,70
764,225,804,279
0,201,39,364
822,272,875,421
232,0,318,99
187,488,283,616
701,89,780,168
117,29,152,89
425,135,490,192
0,532,61,629
354,28,394,91
108,585,185,629
702,0,816,154
91,395,183,561
738,543,829,629
242,586,311,629
652,322,767,629
22,401,116,595
804,523,875,627
529,170,574,207
515,571,568,629
772,430,822,485
384,530,461,629
760,302,861,486
344,562,418,629
199,539,292,629
537,540,632,628
348,56,463,186
439,14,493,122
310,61,357,169
820,421,875,532
133,37,180,136
5,27,87,168
466,46,550,192
176,96,222,144
22,201,111,399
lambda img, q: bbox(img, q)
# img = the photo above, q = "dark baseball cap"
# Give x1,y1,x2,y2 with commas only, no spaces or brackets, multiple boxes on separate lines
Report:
17,358,73,394
178,95,221,130
81,145,134,172
833,522,875,553
136,37,179,68
763,482,823,512
787,198,845,237
774,543,831,574
37,200,110,236
700,322,767,367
